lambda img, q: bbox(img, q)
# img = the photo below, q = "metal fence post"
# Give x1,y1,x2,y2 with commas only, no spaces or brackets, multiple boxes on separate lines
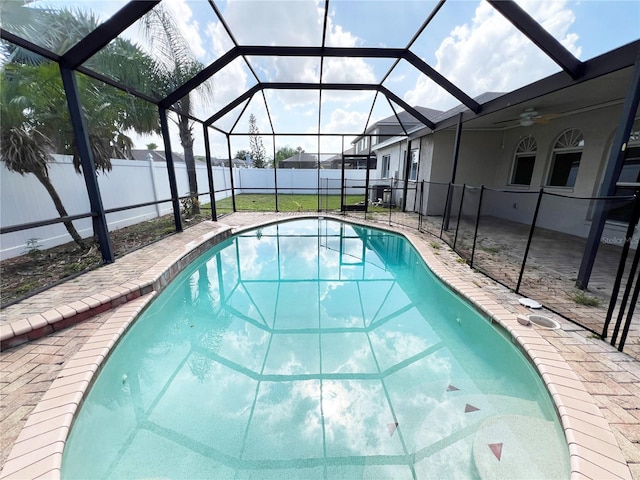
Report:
388,184,393,225
516,188,544,293
60,66,115,263
618,265,640,351
418,181,425,231
202,124,217,221
273,135,279,213
610,239,640,346
603,192,640,338
159,108,183,232
470,185,485,268
440,182,452,239
452,184,466,251
226,134,237,212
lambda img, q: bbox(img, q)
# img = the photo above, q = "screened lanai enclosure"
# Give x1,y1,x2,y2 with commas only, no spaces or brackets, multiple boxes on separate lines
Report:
1,0,640,349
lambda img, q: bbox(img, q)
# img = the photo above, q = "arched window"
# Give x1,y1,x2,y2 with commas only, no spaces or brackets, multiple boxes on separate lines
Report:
609,118,640,222
547,129,584,187
510,136,537,185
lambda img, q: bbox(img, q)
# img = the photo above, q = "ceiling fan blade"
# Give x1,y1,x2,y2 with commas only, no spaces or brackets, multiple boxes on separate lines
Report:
493,117,520,125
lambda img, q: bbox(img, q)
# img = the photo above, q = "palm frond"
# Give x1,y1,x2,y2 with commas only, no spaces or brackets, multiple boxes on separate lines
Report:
0,127,51,177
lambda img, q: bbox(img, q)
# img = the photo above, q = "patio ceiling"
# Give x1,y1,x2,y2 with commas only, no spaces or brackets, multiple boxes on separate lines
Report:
1,0,639,139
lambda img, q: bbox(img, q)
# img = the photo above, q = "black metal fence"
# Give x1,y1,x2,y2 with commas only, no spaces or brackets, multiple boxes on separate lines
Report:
341,180,640,351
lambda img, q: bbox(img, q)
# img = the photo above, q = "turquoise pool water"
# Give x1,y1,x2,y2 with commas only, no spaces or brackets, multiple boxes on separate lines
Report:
62,218,569,479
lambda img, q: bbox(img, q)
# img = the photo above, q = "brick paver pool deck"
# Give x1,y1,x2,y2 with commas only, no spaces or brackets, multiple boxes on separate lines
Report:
1,212,639,479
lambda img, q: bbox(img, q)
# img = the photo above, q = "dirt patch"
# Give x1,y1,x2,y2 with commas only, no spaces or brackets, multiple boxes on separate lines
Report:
1,214,209,307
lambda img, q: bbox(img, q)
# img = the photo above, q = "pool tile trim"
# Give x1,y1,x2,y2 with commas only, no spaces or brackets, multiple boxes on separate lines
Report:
0,214,632,480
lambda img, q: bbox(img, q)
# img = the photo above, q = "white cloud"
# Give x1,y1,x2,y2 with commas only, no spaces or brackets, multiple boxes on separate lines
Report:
164,0,206,60
404,0,581,109
322,108,368,135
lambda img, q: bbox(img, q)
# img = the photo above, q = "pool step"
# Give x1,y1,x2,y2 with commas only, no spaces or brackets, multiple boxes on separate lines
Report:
472,414,568,480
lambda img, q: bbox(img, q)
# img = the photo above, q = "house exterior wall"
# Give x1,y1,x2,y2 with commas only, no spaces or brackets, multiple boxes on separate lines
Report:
372,140,408,206
412,102,637,248
417,130,502,215
484,104,636,245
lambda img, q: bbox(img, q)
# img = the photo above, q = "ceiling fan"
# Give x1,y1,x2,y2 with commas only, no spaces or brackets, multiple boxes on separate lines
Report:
519,108,541,126
495,108,560,127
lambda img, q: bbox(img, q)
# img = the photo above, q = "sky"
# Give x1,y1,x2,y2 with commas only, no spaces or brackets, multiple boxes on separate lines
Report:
29,0,640,158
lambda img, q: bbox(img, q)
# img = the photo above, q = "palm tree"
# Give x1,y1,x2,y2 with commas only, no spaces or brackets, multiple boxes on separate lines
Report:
0,62,86,246
1,5,161,248
139,5,213,215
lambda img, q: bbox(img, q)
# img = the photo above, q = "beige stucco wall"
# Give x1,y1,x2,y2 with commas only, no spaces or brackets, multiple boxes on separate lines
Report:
492,104,622,196
408,102,637,247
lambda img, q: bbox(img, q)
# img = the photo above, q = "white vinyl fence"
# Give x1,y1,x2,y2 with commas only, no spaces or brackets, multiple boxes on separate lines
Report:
0,155,365,260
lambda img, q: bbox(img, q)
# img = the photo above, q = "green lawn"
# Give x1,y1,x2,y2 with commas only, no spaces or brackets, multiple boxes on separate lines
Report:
210,194,377,213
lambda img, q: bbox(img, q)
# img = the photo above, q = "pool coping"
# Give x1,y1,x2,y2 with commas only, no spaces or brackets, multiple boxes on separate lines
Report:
0,214,632,480
0,226,234,351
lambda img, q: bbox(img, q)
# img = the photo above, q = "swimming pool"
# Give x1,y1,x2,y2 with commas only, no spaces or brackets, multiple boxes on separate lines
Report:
61,218,570,479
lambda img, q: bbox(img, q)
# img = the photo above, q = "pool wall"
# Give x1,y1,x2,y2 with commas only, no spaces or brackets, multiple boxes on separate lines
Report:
0,214,632,480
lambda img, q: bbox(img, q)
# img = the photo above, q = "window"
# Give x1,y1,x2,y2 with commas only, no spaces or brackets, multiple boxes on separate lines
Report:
408,149,419,181
510,136,537,185
381,155,390,178
547,129,584,187
608,119,640,222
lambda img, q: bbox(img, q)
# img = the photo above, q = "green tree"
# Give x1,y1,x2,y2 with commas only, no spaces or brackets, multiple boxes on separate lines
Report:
275,146,298,167
234,149,250,161
147,143,158,151
0,5,160,248
248,114,267,168
140,5,213,214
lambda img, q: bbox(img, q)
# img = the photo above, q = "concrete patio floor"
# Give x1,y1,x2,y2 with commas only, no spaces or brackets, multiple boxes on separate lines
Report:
364,211,637,353
1,212,640,478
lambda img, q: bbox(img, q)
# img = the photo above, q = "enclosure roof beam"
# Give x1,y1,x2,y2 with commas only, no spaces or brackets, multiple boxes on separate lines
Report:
380,87,436,130
205,82,436,130
61,1,161,69
237,45,408,58
163,45,455,109
204,83,379,127
1,27,162,107
0,29,61,62
205,84,261,126
162,46,406,108
161,47,240,108
75,65,161,104
404,51,480,113
487,0,583,79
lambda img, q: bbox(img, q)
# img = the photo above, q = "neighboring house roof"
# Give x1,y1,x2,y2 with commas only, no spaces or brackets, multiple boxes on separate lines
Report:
428,92,505,124
212,158,248,167
372,93,508,149
279,152,318,168
375,106,444,127
352,106,445,145
131,149,185,162
325,147,355,164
